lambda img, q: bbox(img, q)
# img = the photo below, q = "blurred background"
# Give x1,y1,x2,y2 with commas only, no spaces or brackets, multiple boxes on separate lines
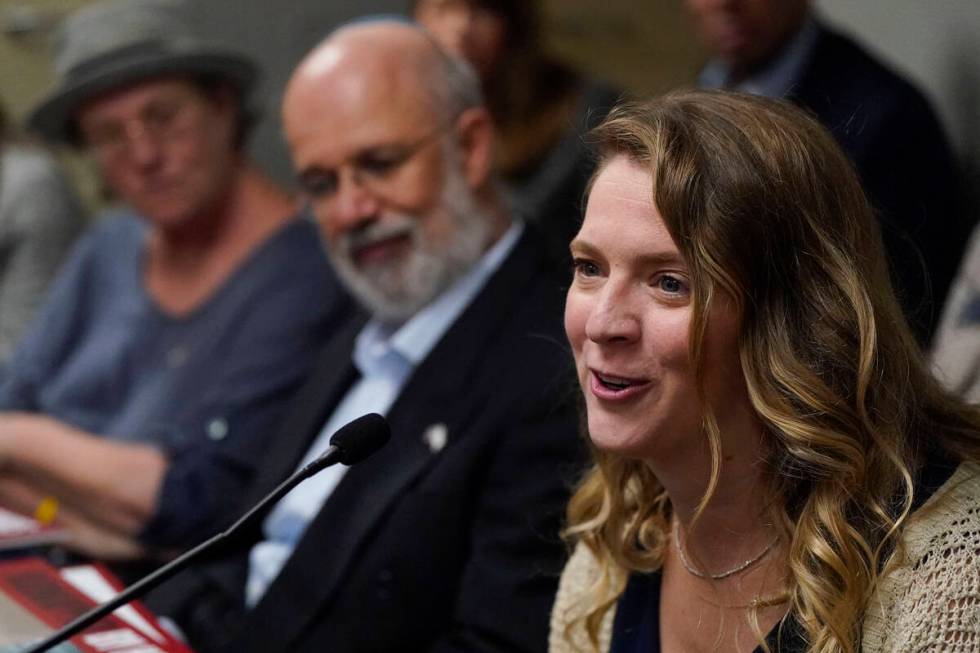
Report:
1,0,978,210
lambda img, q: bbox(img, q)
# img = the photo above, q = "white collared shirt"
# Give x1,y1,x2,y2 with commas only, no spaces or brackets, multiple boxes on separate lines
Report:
245,222,524,606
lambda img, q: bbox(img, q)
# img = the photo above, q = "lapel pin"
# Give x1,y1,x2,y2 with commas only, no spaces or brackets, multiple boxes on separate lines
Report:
422,423,448,454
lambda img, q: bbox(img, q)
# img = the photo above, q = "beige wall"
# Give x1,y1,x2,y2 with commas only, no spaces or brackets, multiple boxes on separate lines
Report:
7,1,975,196
0,0,706,194
1,0,101,208
0,0,94,126
544,0,704,97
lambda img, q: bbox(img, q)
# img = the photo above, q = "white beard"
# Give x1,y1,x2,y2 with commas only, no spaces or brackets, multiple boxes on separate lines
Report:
326,159,493,325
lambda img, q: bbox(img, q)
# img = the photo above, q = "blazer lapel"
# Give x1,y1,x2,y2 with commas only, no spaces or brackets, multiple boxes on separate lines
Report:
247,314,367,503
197,313,365,600
237,352,476,650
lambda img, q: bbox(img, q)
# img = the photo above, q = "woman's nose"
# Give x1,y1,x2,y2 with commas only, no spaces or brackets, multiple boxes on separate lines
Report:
584,287,641,345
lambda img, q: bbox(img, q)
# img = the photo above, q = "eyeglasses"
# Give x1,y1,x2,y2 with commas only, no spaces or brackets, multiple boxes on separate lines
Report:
81,96,200,160
296,121,456,204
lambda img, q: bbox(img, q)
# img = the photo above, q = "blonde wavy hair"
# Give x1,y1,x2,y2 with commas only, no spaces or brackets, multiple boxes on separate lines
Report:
564,90,980,652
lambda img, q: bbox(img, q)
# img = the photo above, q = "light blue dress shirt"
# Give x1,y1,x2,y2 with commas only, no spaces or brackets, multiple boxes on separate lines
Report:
698,13,820,99
245,222,524,606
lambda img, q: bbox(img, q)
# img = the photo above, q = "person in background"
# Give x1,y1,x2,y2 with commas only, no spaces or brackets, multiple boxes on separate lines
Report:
550,91,979,652
686,0,968,344
0,100,83,363
413,0,620,263
0,0,349,559
145,19,583,653
931,226,980,404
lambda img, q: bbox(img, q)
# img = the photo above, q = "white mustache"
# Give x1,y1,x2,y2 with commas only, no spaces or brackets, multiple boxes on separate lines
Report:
343,215,417,255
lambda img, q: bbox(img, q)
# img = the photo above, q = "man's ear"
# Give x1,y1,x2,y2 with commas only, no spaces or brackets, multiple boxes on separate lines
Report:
453,107,495,189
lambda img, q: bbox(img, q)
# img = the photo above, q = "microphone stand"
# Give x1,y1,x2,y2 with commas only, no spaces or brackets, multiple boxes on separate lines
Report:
22,448,343,653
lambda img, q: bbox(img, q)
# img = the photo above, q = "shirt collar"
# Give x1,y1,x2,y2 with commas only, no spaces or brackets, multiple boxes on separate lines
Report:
354,221,524,374
699,12,820,99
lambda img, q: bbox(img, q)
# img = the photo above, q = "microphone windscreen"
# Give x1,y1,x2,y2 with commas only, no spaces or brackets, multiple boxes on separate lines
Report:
330,413,391,465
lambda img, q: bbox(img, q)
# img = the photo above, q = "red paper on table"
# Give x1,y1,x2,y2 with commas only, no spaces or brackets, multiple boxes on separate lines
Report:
0,557,193,652
0,506,67,551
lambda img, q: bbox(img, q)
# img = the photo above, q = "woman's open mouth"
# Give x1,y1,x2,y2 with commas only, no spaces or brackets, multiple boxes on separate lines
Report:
589,370,650,401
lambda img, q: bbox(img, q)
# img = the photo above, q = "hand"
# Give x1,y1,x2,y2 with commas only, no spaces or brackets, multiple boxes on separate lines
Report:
58,509,147,561
0,412,71,470
0,411,31,469
0,412,165,545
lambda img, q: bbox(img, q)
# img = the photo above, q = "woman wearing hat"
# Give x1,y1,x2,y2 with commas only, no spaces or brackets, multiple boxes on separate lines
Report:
0,0,350,559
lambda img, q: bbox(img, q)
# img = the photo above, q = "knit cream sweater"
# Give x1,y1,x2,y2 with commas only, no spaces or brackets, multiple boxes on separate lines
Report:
550,462,980,652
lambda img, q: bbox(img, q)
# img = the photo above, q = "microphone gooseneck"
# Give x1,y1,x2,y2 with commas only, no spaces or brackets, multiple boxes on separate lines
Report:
22,413,391,653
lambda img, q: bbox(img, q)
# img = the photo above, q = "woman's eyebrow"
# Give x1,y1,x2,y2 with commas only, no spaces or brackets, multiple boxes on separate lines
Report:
569,238,685,267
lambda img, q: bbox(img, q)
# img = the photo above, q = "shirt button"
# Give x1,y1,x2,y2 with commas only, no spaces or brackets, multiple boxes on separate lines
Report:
167,345,189,368
207,418,228,441
378,569,393,582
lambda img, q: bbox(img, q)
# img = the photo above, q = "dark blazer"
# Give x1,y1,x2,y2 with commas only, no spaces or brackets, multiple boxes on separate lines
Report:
514,79,621,268
147,227,585,653
787,23,969,342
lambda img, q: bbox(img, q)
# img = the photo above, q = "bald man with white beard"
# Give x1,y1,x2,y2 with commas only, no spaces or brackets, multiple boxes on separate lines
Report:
146,20,583,653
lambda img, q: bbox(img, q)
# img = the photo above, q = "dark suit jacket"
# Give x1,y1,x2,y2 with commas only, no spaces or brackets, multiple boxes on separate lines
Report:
147,228,585,653
513,79,621,267
787,23,969,342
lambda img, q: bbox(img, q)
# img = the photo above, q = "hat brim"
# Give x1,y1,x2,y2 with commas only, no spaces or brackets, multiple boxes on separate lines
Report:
28,50,256,144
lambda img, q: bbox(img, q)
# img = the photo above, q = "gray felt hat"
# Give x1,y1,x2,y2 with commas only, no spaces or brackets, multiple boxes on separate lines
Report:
28,0,257,143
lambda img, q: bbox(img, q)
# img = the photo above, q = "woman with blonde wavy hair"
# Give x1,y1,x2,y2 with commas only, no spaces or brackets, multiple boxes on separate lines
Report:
551,89,980,653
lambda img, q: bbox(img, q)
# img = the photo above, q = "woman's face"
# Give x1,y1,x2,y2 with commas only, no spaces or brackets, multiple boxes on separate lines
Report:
565,155,746,466
414,0,507,82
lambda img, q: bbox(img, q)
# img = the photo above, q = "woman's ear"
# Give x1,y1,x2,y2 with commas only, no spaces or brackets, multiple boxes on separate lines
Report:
453,106,496,190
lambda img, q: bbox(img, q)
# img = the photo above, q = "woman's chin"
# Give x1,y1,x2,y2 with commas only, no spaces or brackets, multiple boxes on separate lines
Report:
587,422,653,460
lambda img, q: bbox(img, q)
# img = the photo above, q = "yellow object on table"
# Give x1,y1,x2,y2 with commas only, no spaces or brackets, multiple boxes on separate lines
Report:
33,497,58,526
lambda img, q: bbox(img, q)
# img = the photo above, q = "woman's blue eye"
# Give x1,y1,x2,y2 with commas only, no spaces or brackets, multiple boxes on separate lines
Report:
657,275,685,294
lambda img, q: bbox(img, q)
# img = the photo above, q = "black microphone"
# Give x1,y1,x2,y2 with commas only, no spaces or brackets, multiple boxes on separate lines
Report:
22,413,391,653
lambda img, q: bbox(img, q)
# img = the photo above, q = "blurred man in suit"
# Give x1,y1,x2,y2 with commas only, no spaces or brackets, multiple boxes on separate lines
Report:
148,19,583,653
687,0,969,342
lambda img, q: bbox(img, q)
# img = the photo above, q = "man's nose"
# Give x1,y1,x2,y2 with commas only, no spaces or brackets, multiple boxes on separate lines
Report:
323,169,382,238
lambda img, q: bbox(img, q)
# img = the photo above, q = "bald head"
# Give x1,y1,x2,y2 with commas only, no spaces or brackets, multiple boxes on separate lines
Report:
281,19,505,323
285,21,480,140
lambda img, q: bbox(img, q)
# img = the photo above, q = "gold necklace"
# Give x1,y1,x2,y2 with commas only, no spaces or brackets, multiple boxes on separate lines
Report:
673,520,778,580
